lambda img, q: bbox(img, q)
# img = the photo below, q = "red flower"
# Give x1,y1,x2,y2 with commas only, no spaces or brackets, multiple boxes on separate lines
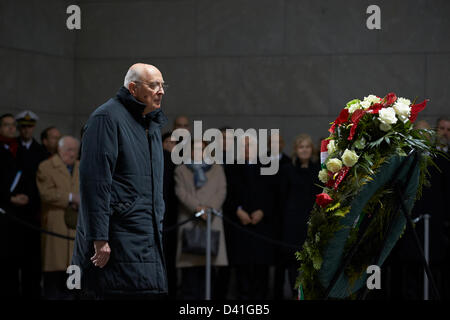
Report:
336,108,350,124
409,99,428,123
367,103,383,114
320,139,330,152
382,92,397,107
316,193,333,208
329,108,350,133
348,109,366,141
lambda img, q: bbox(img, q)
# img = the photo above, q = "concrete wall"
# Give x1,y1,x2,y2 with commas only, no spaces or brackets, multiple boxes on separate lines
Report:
0,0,76,140
1,0,449,150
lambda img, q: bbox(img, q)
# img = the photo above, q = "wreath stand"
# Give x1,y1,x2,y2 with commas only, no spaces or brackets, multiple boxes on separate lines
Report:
323,151,441,300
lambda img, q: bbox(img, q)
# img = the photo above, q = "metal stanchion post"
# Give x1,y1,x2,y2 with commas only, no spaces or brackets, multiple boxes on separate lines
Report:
205,208,212,300
423,214,430,300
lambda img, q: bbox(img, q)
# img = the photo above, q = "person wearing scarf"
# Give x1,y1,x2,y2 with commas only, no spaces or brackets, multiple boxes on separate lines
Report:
185,162,213,188
174,140,228,299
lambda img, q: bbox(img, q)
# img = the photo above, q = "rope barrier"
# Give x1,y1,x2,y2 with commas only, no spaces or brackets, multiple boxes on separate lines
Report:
0,207,302,250
220,213,300,250
0,207,76,241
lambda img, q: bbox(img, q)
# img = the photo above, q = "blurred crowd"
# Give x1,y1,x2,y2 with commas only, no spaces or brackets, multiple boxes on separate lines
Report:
0,111,449,300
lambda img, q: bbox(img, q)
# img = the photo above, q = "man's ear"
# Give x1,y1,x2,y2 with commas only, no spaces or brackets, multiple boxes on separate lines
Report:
128,82,137,96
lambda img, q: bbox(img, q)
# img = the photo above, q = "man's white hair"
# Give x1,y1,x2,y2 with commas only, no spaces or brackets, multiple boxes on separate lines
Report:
58,136,80,149
123,67,142,89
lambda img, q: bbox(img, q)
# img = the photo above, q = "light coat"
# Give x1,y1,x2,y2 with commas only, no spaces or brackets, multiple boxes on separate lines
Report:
174,164,228,267
36,154,78,272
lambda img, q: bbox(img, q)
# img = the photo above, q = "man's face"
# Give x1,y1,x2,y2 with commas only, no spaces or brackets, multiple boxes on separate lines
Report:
163,136,176,152
243,137,257,161
437,120,450,143
221,130,234,152
18,125,35,141
44,128,61,154
174,117,190,131
130,68,165,112
0,116,16,138
191,140,205,161
268,134,284,155
58,139,79,166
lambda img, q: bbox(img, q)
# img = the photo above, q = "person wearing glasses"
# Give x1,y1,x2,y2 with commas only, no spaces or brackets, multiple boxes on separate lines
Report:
72,63,169,300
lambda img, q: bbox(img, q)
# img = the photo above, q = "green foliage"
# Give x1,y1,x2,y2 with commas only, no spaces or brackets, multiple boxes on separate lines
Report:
295,106,439,300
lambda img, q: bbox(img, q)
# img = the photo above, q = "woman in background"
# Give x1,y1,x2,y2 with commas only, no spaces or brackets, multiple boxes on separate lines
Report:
174,139,228,299
279,134,321,298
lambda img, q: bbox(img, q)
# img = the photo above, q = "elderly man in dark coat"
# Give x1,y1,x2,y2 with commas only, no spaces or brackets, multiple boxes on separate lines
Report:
72,63,169,299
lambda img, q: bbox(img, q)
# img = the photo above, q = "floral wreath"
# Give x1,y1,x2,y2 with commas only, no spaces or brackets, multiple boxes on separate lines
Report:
295,92,441,300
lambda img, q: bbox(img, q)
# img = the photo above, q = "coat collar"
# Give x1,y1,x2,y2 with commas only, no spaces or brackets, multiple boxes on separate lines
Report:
50,154,79,178
116,86,168,129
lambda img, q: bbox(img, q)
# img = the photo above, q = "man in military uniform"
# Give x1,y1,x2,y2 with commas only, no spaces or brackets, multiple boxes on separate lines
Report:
14,110,47,298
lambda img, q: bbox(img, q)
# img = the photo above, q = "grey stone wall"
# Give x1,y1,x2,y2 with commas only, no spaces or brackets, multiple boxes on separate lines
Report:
1,0,449,150
0,0,76,140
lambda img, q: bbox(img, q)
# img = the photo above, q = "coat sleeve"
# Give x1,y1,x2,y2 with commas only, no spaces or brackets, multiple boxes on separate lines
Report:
174,166,201,214
208,165,227,211
36,163,70,209
79,114,118,241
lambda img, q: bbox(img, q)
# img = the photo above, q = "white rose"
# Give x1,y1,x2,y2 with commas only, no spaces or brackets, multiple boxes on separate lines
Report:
326,158,342,173
378,107,398,125
318,169,329,183
360,100,371,109
397,97,411,106
364,94,381,104
393,101,411,122
348,102,362,114
341,149,359,167
379,122,392,132
327,140,336,154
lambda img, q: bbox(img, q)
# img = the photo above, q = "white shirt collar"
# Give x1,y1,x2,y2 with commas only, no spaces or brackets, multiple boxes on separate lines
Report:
21,139,32,150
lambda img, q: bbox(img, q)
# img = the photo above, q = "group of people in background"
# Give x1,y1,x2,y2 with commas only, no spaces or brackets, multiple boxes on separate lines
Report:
161,115,450,300
0,111,80,299
0,110,449,300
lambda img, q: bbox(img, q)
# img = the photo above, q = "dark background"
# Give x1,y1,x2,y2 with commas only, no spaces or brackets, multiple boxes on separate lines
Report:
0,0,449,150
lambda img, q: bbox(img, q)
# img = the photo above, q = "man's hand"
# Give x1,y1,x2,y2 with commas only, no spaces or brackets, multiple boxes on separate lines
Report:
250,209,264,225
91,241,111,268
10,194,29,206
71,193,80,206
236,207,252,225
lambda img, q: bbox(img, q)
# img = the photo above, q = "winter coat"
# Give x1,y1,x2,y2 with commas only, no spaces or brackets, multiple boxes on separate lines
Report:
36,154,78,271
224,162,275,265
174,164,228,267
71,86,168,296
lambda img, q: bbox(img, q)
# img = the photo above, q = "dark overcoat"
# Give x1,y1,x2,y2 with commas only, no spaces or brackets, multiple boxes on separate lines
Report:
279,160,321,262
224,162,275,265
72,86,168,296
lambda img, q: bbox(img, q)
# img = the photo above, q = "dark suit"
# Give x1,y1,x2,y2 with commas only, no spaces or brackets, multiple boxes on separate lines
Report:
277,160,321,298
0,139,39,297
225,161,275,299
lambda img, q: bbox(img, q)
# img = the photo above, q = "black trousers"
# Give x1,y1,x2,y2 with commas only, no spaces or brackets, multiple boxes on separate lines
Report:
235,264,269,300
180,266,228,300
43,271,78,300
0,223,42,298
102,293,167,300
